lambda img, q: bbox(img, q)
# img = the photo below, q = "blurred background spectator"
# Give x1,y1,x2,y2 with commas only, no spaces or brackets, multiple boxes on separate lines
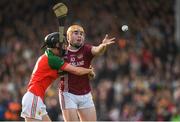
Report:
0,0,179,121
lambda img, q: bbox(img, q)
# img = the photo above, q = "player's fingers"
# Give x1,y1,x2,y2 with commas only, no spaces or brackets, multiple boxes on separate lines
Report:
109,37,116,41
104,34,108,39
105,37,115,43
103,41,115,47
107,41,115,45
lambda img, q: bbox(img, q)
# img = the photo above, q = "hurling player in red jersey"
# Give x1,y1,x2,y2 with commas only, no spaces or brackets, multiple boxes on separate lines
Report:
20,32,95,122
58,25,115,121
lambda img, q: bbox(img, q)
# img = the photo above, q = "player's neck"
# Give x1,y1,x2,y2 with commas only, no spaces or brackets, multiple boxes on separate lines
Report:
68,44,81,50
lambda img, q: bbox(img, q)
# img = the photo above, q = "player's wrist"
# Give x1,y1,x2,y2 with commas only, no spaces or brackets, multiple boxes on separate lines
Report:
100,43,107,50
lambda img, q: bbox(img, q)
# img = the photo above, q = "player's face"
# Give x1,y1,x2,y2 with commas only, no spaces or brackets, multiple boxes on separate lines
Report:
52,42,61,56
68,30,85,47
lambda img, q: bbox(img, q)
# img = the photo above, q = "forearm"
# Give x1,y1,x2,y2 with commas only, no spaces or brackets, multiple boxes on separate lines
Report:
74,67,92,75
92,44,107,56
63,64,92,76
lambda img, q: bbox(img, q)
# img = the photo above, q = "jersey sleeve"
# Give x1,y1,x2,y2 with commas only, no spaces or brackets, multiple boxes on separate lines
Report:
84,44,94,60
45,49,66,70
48,55,65,70
60,62,68,70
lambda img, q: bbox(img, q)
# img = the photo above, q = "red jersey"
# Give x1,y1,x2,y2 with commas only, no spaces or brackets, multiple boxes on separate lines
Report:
28,50,68,100
59,44,94,95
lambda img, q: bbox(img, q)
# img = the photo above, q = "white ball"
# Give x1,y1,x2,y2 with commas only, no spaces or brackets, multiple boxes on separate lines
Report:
121,25,128,32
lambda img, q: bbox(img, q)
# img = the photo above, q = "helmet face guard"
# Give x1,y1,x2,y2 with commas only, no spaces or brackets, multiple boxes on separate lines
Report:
56,42,67,56
41,32,67,56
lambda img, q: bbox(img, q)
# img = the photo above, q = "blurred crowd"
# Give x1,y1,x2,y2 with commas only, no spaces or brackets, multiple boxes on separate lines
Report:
0,0,180,121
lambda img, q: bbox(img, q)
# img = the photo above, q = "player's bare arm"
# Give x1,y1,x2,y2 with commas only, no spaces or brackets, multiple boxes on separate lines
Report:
63,63,95,76
46,46,94,76
91,34,115,56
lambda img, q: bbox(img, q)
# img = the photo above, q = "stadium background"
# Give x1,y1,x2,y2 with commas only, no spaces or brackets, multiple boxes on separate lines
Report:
0,0,180,121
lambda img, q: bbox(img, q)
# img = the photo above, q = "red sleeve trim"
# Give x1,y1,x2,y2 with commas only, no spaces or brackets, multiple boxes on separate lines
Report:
60,62,69,70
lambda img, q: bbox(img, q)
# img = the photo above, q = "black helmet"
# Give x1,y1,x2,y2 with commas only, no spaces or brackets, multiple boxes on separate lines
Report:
41,32,61,49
